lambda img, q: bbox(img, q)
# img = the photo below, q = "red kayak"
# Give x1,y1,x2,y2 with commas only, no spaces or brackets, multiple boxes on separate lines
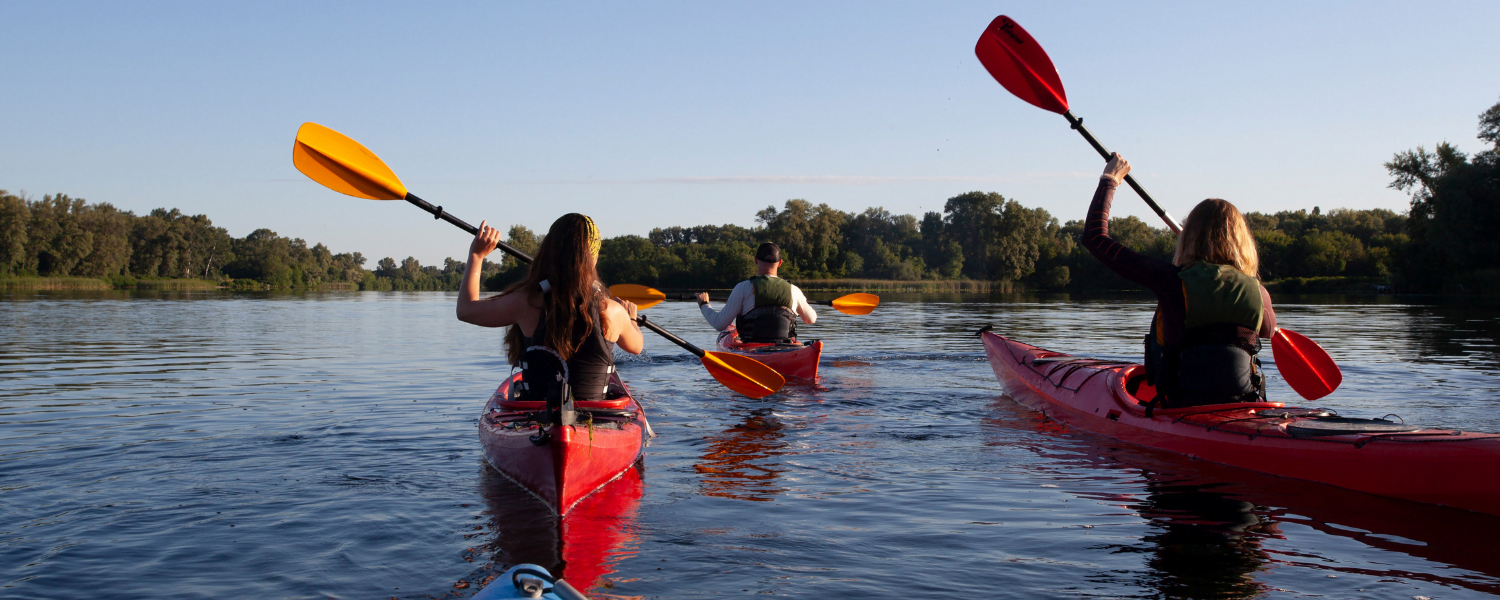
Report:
717,325,822,383
480,372,649,515
980,329,1500,516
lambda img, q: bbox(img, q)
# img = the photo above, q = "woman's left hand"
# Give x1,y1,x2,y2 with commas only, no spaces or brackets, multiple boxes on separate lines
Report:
469,220,502,259
1101,153,1131,186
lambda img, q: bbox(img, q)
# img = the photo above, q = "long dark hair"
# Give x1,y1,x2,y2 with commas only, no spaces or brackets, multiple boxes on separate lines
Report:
504,213,606,364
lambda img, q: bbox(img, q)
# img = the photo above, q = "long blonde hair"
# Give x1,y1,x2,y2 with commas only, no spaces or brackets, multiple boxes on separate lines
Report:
1173,198,1259,278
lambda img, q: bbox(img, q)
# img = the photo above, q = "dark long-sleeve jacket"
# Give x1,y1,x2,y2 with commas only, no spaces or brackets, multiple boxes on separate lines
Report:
1082,179,1275,348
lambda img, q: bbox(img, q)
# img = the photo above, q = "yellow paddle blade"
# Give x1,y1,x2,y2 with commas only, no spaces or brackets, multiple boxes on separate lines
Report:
831,292,880,316
700,351,785,399
293,122,408,200
609,283,667,310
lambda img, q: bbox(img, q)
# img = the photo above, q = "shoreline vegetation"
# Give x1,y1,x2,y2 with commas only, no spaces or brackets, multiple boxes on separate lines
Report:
3,99,1495,296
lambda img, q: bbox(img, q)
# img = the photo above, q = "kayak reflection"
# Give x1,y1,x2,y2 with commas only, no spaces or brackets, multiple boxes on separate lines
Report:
985,402,1500,596
475,461,644,594
1129,477,1274,599
696,408,788,501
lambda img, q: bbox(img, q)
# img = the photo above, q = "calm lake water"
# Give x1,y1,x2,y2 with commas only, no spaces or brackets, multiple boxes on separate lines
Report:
4,290,1500,599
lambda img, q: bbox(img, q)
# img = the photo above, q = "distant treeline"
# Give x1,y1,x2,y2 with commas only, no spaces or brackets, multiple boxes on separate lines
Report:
593,97,1500,293
590,195,1408,292
0,193,498,290
4,97,1495,293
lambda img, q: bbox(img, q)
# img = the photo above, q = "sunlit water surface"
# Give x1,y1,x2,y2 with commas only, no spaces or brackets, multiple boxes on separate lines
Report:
4,291,1500,599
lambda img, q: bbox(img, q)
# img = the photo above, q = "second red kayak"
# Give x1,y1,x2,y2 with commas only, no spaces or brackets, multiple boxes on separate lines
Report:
479,372,649,515
980,328,1500,516
717,324,822,383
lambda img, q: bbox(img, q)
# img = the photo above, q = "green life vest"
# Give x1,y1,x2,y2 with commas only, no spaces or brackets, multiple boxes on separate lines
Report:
1179,261,1263,332
750,275,793,308
1141,261,1267,413
737,275,797,343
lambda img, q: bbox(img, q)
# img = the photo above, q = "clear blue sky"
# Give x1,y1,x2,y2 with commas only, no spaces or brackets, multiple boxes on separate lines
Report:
3,1,1497,265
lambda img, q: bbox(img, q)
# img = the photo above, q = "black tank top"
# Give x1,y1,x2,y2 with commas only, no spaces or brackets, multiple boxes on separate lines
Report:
521,295,616,400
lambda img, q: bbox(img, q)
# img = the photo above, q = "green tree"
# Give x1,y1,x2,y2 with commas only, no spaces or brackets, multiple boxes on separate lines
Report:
755,200,848,278
1386,97,1500,288
0,191,31,276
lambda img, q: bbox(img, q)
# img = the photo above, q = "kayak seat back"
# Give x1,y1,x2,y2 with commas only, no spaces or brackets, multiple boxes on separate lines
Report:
1122,366,1159,405
1118,365,1282,416
491,376,633,412
496,398,632,411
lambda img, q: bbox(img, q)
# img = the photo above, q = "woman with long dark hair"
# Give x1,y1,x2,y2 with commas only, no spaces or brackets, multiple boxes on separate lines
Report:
456,213,642,399
1083,154,1277,409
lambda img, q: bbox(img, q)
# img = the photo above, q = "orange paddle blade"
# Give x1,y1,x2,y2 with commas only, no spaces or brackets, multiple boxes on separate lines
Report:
700,351,785,399
609,284,667,310
1272,328,1342,400
293,122,408,200
830,293,879,315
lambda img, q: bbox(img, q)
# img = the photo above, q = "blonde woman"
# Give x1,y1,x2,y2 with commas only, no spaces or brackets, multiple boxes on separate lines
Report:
1083,153,1277,410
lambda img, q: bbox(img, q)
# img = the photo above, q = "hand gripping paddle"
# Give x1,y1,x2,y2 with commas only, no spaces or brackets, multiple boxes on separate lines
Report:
292,123,785,399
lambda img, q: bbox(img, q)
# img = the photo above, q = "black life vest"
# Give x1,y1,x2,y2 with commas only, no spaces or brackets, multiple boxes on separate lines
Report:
734,275,798,344
514,295,616,402
1144,261,1266,411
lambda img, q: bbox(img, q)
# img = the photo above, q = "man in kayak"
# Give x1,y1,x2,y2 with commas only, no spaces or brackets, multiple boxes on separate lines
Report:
1085,154,1276,410
457,213,643,400
695,242,817,344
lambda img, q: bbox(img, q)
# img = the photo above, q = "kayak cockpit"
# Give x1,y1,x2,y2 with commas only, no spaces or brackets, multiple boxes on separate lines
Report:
1115,364,1284,417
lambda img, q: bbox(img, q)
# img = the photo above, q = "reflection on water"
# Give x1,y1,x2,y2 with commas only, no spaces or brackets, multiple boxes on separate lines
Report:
695,408,787,502
476,463,643,594
988,397,1500,598
4,290,1500,598
1133,479,1273,599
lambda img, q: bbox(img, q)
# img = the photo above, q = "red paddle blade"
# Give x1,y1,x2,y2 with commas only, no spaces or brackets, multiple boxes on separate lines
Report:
1272,328,1343,400
974,15,1069,114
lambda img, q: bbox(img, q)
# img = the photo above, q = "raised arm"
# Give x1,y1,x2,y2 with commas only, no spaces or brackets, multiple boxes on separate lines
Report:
457,221,528,328
1082,155,1180,296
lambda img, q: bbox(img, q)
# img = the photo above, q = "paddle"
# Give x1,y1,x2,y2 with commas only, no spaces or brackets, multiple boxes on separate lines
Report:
1271,328,1342,400
609,284,879,316
292,122,786,399
973,17,1344,400
973,15,1181,235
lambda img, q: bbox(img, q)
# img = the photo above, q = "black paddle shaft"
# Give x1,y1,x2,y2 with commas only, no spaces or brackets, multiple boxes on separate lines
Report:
404,193,533,262
635,315,706,357
1061,110,1182,235
660,294,837,307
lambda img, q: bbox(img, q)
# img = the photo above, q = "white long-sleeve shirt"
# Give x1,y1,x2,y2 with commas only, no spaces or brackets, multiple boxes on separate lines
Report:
699,277,817,331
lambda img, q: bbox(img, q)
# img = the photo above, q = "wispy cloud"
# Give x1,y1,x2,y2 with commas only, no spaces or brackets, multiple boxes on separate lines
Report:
266,172,1096,185
501,172,1094,185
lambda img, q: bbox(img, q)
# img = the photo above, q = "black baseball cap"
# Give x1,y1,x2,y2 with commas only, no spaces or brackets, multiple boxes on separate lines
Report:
755,242,781,263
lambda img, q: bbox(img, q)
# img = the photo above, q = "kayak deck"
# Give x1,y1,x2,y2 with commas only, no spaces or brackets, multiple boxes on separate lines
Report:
716,325,822,383
479,373,648,515
981,330,1500,516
